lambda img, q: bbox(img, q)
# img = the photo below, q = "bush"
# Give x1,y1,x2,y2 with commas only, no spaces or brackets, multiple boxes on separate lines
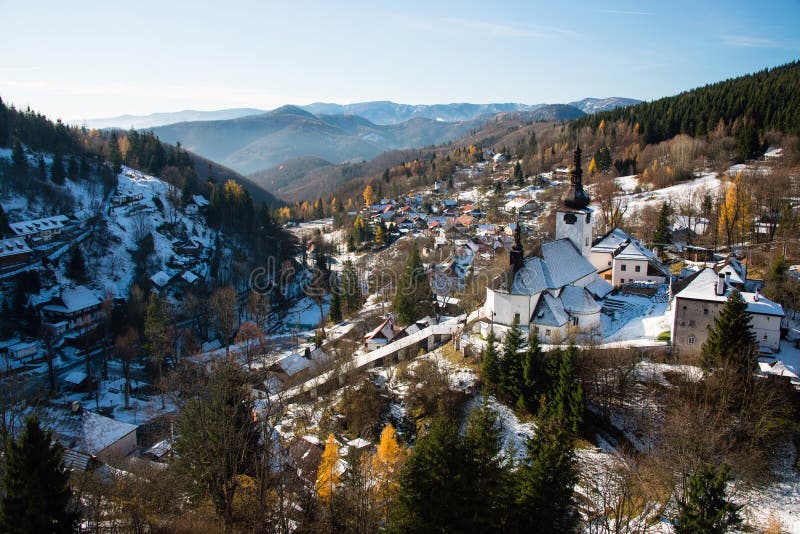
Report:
656,331,671,343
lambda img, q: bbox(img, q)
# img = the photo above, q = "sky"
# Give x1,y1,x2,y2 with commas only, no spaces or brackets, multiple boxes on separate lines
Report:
1,0,798,121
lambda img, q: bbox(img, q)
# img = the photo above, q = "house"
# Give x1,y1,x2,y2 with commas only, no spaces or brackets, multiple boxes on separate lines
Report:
33,407,138,459
6,340,40,360
110,193,144,207
504,197,537,214
590,228,669,287
0,237,32,267
363,314,405,350
276,351,312,378
483,145,612,342
9,215,69,242
40,285,105,338
149,270,172,292
672,268,784,353
492,153,506,163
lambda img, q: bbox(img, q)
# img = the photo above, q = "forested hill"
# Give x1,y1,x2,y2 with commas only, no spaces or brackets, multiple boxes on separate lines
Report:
0,97,283,208
571,60,800,145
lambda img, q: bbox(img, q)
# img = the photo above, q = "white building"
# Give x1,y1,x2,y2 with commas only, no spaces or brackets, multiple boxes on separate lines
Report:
483,145,612,342
590,228,669,287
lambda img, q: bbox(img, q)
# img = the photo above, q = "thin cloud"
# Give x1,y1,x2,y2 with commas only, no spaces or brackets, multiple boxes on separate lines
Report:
592,9,653,16
720,34,781,48
445,18,576,39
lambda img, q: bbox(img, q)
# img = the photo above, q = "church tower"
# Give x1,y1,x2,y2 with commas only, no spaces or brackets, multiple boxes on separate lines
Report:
509,222,524,274
556,144,594,257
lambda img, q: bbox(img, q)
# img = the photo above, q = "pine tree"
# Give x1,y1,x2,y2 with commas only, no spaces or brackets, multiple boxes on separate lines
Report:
521,332,545,413
700,289,756,378
37,156,47,181
65,246,87,283
108,132,122,174
499,315,524,400
545,344,584,435
144,292,170,407
11,138,27,178
329,276,342,323
481,328,501,388
341,259,363,317
514,161,523,186
0,415,79,533
316,434,341,505
652,201,672,250
0,203,10,235
675,463,742,534
50,152,66,185
392,242,433,325
764,254,788,304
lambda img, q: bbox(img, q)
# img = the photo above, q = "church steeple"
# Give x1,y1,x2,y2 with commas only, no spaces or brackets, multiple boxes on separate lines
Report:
561,143,590,210
509,222,524,274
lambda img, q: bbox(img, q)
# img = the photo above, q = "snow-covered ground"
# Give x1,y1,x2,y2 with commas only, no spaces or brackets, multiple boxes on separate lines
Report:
598,172,722,216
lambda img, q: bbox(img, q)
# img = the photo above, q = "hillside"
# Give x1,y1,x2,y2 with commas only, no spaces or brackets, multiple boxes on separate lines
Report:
572,60,800,147
151,106,478,175
568,97,641,114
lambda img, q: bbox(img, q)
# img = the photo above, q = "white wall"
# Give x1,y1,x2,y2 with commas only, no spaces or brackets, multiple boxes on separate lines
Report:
751,313,782,352
555,209,594,258
590,250,613,272
485,288,535,326
613,259,665,287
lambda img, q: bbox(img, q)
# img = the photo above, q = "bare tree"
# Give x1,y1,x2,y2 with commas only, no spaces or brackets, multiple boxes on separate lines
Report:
211,285,238,356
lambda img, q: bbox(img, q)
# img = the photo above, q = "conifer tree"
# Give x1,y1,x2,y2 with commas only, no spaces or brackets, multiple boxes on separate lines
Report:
500,315,525,400
675,463,742,534
50,151,66,185
144,292,170,408
341,259,363,316
652,201,672,250
65,245,87,284
392,242,433,325
514,161,524,186
764,253,788,304
587,156,598,175
11,138,27,178
328,276,342,324
0,204,10,235
316,434,341,505
108,132,122,174
0,415,78,533
37,156,47,181
701,289,756,378
481,328,501,388
372,423,406,521
521,332,544,413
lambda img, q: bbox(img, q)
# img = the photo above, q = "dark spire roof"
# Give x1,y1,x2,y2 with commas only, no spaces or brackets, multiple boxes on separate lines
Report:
509,222,524,274
561,143,590,210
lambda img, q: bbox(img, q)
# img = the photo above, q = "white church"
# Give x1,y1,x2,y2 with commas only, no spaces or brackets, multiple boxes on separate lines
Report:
483,145,614,342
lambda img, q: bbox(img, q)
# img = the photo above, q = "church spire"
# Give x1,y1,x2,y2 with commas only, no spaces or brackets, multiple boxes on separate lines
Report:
509,222,524,274
561,143,590,210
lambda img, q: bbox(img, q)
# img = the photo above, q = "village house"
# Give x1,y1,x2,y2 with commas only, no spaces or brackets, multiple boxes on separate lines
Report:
9,215,70,243
34,407,139,460
363,314,405,351
672,268,784,353
0,237,32,268
40,285,105,339
504,197,537,214
590,228,669,287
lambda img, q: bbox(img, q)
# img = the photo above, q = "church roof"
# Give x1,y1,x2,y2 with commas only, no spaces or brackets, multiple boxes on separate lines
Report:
560,285,602,314
510,239,596,295
531,293,569,327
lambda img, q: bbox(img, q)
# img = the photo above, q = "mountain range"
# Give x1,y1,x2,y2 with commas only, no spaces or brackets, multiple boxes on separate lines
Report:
75,97,639,130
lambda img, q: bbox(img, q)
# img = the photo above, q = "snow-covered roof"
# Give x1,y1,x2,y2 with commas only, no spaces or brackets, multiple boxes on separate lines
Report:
347,438,371,449
0,237,32,258
278,352,311,376
585,275,614,299
42,286,103,314
63,370,88,385
615,241,652,261
559,285,601,315
181,270,199,285
541,239,596,288
592,227,630,253
9,215,68,237
192,194,209,207
531,292,569,327
150,270,171,288
675,268,784,317
32,408,138,457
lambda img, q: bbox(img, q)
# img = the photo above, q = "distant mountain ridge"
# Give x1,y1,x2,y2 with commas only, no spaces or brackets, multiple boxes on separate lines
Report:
76,97,640,130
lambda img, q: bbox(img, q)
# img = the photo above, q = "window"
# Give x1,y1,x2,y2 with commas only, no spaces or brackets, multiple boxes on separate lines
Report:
514,313,520,324
545,329,551,336
572,317,579,326
689,320,696,327
635,265,641,273
585,238,589,246
763,334,768,340
682,306,687,310
620,278,625,284
688,336,695,345
621,264,627,272
607,261,612,266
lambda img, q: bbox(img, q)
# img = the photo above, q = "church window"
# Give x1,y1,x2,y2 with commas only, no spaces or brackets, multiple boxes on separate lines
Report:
635,265,641,273
688,336,695,345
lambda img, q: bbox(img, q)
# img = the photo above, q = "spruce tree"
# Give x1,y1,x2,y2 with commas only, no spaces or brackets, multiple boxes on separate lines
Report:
521,332,545,413
50,152,66,185
65,246,87,284
11,138,27,178
500,315,524,400
0,415,78,533
481,328,501,388
764,254,787,304
700,289,756,378
0,203,10,234
392,242,433,325
37,156,47,181
514,161,523,186
329,276,342,323
675,463,741,534
652,201,672,250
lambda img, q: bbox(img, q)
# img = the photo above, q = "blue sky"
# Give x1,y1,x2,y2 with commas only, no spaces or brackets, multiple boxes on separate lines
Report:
1,0,798,120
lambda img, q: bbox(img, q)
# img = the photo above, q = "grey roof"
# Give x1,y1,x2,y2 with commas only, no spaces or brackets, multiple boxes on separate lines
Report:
586,275,614,299
531,293,569,327
560,285,602,314
592,227,630,253
541,239,596,288
615,242,651,260
675,268,784,317
512,257,552,294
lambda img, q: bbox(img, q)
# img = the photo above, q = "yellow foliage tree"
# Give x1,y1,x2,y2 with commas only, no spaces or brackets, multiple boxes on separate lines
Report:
363,185,376,207
371,423,406,520
315,434,341,504
598,119,606,136
587,156,598,175
718,173,752,247
375,224,385,245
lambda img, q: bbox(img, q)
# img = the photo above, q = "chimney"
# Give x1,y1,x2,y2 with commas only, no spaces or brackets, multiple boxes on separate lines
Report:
716,273,726,296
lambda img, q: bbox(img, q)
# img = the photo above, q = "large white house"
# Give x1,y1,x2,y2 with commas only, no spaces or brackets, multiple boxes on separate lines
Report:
484,145,612,342
590,228,669,287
